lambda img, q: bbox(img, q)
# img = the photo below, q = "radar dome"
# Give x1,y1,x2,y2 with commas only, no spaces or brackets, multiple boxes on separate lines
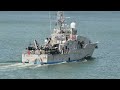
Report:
70,22,76,29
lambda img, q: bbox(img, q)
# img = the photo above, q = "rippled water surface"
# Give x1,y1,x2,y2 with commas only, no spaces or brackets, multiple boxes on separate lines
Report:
0,11,120,79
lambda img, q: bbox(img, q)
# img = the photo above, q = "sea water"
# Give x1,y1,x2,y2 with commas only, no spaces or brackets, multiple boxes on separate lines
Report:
0,11,120,79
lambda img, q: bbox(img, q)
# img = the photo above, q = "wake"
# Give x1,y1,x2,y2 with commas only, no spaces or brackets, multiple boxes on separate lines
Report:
0,59,88,70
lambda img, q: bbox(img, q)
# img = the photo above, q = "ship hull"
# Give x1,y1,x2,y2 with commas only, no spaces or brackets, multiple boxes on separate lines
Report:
22,43,97,64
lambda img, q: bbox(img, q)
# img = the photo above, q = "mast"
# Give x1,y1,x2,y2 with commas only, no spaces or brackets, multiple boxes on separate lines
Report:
56,11,65,30
49,11,52,33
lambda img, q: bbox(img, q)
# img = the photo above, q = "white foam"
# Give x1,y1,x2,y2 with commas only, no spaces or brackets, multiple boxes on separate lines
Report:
82,59,87,62
0,63,34,70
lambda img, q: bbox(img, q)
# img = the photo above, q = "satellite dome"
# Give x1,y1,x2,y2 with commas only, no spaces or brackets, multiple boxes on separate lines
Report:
70,22,76,29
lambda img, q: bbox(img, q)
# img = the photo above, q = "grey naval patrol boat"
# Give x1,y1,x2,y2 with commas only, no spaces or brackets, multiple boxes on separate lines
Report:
22,11,98,64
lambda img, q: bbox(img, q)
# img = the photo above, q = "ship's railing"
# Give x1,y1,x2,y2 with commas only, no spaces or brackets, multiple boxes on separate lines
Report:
22,50,41,55
53,28,71,34
22,47,61,55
